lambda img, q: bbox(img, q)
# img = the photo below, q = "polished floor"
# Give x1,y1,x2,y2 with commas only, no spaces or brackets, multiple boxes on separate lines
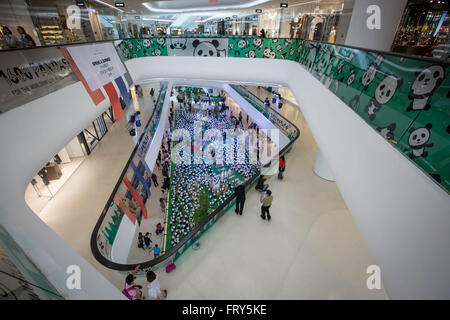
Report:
37,84,388,299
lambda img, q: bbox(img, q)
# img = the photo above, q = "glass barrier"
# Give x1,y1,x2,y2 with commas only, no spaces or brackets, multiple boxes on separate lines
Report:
116,37,450,193
231,84,299,140
0,225,63,300
93,83,167,263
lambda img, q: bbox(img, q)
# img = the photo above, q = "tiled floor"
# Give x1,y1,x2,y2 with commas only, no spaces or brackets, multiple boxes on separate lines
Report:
37,84,388,299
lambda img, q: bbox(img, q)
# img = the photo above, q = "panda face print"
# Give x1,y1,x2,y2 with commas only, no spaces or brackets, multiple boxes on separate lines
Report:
276,44,282,52
408,126,431,147
411,65,444,96
193,39,221,57
405,124,434,159
253,38,263,49
142,39,152,48
263,48,276,59
289,48,294,56
170,38,187,50
157,38,165,46
284,39,292,46
361,64,377,89
376,123,396,141
152,49,161,56
229,43,234,50
374,74,402,105
347,70,355,86
127,42,133,49
136,44,142,51
237,40,248,49
246,50,256,58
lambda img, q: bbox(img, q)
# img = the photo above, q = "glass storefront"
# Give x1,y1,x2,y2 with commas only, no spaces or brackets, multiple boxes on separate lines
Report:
392,0,449,58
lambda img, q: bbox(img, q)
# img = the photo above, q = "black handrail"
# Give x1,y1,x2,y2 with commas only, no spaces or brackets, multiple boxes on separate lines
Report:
90,85,300,271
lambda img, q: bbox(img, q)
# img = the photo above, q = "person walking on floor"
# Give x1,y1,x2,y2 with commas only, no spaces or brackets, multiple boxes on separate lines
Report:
146,270,167,300
144,232,152,249
123,264,145,300
152,173,159,187
278,155,286,179
234,180,246,215
260,190,273,221
152,244,161,258
137,232,145,250
159,198,166,214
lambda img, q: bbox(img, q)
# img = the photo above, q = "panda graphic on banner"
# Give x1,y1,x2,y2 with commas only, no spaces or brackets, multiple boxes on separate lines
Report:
167,37,227,57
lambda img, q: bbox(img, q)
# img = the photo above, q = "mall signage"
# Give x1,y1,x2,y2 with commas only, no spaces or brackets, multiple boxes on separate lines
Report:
0,47,78,114
255,9,262,13
280,3,288,8
62,42,133,121
115,1,125,7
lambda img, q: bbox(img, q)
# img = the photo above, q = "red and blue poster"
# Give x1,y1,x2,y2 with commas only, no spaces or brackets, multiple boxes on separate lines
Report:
62,42,133,121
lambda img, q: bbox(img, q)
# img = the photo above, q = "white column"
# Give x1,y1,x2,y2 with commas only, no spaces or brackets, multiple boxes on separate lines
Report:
343,0,407,51
313,149,335,181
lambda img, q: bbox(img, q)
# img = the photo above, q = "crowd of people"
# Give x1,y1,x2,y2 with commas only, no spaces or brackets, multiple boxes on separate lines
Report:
124,86,289,299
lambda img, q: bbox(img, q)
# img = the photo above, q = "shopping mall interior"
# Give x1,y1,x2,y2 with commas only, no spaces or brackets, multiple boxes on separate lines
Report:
0,0,449,301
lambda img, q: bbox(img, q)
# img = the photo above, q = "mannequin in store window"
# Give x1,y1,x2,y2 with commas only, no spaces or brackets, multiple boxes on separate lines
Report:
328,26,337,43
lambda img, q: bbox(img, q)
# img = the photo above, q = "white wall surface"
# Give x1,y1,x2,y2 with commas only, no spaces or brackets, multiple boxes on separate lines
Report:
0,82,125,299
65,136,85,158
126,56,450,299
110,215,137,264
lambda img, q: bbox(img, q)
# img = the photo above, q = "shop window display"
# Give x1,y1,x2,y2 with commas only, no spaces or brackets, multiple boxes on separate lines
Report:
392,0,449,59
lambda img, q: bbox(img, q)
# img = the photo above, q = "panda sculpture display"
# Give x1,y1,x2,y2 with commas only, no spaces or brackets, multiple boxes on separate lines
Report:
404,124,434,159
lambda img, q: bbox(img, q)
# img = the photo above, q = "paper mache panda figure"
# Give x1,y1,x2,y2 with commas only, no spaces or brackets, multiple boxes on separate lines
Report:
407,65,445,112
169,38,187,50
404,124,434,159
364,74,403,121
192,39,224,57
